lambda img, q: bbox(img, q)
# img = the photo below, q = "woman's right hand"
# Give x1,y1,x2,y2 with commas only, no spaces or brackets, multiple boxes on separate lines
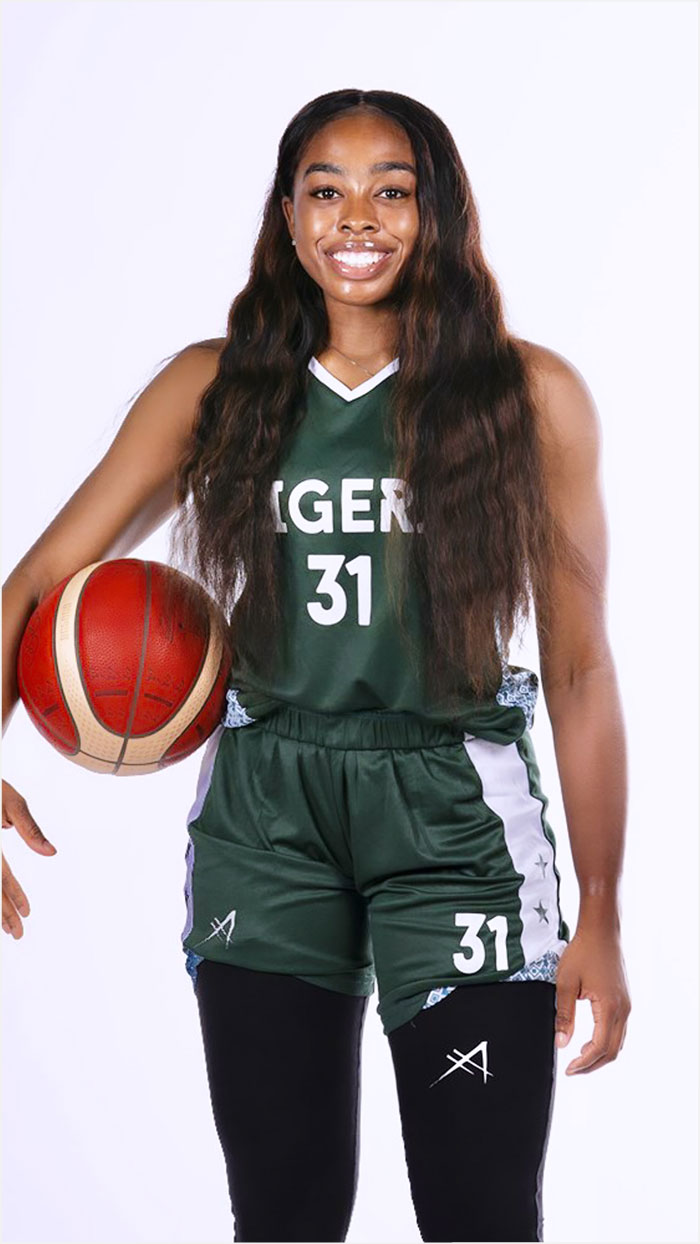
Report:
2,779,57,939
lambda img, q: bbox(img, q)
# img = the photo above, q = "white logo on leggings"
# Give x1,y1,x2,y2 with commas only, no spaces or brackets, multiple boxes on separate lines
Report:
429,1039,493,1088
192,909,237,949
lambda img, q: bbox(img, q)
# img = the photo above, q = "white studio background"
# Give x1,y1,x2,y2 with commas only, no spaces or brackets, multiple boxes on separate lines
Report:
1,3,697,1243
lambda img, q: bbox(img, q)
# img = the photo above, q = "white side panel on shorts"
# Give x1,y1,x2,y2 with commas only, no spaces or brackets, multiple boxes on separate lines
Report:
462,736,569,968
186,722,226,824
181,723,225,943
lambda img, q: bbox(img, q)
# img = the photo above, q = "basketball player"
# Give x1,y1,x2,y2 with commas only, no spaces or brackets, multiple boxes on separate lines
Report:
2,90,631,1242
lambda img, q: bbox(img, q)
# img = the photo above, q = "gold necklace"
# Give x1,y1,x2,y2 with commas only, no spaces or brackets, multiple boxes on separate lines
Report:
327,344,395,379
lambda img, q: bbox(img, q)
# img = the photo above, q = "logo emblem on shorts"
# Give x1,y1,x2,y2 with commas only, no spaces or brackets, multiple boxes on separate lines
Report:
191,909,237,949
429,1039,493,1088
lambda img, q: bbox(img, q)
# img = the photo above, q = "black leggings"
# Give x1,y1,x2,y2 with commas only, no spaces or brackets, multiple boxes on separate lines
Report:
194,960,558,1243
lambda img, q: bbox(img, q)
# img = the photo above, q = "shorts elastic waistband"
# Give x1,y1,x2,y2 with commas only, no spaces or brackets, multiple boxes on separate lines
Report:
253,701,466,750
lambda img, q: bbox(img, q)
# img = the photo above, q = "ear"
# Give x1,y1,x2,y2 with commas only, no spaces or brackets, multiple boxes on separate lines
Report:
280,195,295,238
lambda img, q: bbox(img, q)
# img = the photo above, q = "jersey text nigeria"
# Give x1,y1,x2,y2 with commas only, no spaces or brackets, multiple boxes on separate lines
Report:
272,476,423,536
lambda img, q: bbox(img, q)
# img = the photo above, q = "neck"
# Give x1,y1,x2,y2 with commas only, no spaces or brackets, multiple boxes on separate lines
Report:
323,300,399,364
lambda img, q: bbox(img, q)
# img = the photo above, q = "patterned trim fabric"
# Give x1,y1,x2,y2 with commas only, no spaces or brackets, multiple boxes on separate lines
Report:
421,948,562,1010
495,666,539,732
223,687,257,728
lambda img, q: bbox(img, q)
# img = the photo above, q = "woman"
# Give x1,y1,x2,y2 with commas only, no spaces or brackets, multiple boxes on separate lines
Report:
2,89,631,1243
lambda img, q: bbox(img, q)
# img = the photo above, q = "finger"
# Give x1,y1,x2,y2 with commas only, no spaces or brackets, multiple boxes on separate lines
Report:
3,792,56,854
566,1012,622,1074
602,1013,629,1066
2,891,26,939
565,1036,608,1074
554,980,579,1048
1,857,30,919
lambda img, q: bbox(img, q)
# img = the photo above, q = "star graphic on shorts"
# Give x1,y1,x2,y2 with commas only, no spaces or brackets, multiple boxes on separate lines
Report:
534,853,548,878
534,900,549,923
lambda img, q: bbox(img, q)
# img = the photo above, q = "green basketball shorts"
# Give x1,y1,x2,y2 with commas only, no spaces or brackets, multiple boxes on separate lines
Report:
181,696,570,1036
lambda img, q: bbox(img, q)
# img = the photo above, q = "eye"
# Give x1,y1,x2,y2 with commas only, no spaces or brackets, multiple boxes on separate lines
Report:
309,186,410,200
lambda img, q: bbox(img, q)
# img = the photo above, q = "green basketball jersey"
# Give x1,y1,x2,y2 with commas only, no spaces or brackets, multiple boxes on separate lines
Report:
226,356,539,745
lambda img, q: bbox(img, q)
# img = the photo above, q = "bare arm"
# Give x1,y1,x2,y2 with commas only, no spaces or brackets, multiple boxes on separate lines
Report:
526,341,631,1075
3,340,223,730
1,338,224,937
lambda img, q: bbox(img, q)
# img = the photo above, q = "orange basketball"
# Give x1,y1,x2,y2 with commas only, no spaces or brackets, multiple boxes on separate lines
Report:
16,558,232,775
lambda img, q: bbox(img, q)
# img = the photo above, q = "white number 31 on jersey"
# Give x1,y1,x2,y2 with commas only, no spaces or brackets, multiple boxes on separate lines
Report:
453,912,510,973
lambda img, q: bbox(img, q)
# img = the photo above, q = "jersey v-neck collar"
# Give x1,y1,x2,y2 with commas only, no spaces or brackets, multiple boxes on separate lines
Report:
307,355,400,402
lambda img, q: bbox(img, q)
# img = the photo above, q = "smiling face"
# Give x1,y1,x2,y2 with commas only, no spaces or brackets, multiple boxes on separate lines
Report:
281,108,420,311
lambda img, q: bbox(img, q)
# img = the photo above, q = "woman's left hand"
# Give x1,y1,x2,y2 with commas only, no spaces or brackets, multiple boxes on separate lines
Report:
554,928,632,1075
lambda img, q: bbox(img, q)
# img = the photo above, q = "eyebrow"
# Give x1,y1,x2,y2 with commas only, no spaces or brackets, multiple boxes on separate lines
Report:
301,160,417,179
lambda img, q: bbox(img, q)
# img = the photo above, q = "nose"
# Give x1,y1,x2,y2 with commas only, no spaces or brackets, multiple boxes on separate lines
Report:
337,195,381,235
338,222,381,242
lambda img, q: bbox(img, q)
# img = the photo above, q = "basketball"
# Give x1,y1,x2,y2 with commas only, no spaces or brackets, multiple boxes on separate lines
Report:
16,558,232,775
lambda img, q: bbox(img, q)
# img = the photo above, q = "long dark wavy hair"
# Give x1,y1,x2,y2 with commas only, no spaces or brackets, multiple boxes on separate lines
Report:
166,88,596,713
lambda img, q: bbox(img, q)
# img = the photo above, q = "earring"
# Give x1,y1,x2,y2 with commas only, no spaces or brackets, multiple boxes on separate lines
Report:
291,239,296,247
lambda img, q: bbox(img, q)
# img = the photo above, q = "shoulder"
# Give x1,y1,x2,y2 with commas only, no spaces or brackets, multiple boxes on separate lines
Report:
179,335,227,373
514,337,602,464
130,338,226,428
150,337,226,406
186,336,227,354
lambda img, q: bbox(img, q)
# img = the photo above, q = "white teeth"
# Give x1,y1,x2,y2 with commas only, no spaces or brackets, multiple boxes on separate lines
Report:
329,251,388,267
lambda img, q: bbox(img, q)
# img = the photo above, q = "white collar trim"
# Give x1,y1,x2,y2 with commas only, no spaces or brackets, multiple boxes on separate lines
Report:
308,355,400,402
